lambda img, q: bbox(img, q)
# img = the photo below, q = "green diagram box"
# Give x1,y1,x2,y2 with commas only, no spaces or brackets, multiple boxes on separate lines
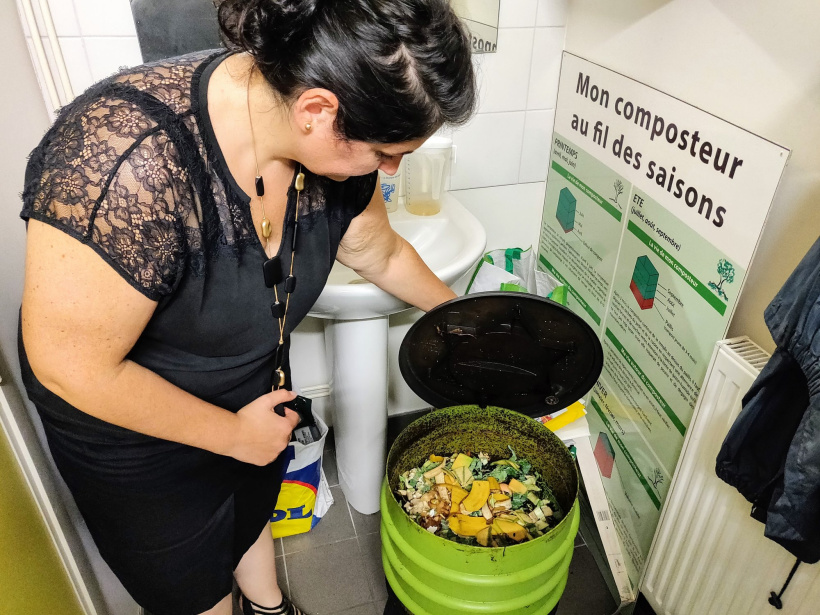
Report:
632,256,658,300
556,187,577,233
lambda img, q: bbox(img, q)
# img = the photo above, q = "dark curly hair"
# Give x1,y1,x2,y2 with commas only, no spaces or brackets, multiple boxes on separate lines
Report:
216,0,476,143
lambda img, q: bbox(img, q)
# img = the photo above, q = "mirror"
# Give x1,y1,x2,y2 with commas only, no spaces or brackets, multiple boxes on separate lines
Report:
129,1,500,63
450,0,500,53
130,0,220,62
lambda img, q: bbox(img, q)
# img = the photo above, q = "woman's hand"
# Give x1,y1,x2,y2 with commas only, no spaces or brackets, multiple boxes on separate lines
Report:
231,389,301,466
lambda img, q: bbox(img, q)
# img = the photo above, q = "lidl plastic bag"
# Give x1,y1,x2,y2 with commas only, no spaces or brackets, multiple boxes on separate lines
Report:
466,246,567,304
270,412,334,538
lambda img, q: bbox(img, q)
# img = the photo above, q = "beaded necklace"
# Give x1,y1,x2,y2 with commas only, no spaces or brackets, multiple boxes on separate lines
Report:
247,76,304,390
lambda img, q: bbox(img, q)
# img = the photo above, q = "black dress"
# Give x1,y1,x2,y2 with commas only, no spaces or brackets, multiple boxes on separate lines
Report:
17,50,376,615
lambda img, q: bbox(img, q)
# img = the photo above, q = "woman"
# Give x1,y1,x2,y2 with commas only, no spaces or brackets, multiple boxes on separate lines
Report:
18,1,475,613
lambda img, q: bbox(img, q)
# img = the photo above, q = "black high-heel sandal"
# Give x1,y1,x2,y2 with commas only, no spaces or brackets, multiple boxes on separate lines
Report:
240,593,307,615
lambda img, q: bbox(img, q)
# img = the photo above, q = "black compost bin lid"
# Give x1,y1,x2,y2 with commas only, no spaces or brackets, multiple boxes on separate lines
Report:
399,292,604,418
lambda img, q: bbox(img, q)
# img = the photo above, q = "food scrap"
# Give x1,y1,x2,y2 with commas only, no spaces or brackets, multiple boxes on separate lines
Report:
395,447,564,546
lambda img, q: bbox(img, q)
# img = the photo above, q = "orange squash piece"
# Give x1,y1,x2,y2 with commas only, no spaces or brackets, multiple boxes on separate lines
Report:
508,478,528,494
495,519,527,542
450,486,469,510
452,453,474,470
452,514,490,537
476,526,492,546
462,480,490,512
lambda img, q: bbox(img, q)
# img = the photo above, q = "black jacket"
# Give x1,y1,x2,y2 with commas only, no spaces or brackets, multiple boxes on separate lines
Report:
716,236,820,563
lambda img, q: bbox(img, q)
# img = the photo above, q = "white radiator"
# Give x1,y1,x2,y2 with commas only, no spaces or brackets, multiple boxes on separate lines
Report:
641,337,820,615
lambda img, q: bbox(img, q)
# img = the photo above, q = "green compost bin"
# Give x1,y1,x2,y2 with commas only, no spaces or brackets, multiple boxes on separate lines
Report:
381,406,580,615
381,293,603,615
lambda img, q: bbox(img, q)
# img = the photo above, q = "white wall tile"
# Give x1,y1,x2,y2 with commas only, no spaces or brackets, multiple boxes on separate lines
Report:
46,0,81,36
473,27,534,113
498,0,538,28
84,36,143,81
74,0,137,37
58,37,94,95
518,109,556,183
527,27,565,109
536,0,569,27
450,111,526,190
451,182,546,252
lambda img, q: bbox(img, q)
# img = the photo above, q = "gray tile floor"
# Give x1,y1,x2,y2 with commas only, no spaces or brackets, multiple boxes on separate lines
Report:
233,433,616,615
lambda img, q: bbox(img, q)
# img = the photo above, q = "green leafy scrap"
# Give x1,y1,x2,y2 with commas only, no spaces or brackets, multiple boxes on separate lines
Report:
540,484,564,520
489,466,513,483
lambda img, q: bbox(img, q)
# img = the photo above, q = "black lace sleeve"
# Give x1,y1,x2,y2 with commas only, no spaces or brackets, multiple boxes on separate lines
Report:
338,171,378,235
21,98,190,301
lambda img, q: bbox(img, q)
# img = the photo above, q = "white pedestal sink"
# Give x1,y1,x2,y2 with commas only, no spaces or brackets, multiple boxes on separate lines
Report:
308,193,486,513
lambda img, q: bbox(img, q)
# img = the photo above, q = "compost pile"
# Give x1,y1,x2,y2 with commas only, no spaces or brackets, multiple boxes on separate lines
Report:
396,448,564,547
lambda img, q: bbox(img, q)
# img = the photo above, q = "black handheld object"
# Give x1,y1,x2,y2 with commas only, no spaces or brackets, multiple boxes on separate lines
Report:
274,395,314,426
274,395,321,444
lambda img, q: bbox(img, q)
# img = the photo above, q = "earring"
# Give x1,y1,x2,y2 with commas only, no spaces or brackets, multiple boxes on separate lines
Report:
305,122,312,131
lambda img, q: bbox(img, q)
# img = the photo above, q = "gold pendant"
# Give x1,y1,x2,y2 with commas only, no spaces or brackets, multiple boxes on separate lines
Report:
261,217,272,238
275,368,286,388
294,172,305,191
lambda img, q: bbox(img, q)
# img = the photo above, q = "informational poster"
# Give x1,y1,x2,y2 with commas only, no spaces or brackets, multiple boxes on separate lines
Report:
538,52,789,588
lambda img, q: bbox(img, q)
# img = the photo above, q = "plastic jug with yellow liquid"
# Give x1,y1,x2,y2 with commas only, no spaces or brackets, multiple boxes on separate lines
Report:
405,136,452,216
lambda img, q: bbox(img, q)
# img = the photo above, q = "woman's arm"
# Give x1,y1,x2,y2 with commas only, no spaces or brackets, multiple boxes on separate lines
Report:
21,221,298,465
335,185,457,311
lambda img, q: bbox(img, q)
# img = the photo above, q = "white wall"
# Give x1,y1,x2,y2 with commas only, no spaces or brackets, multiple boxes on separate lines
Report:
563,0,820,352
450,0,568,189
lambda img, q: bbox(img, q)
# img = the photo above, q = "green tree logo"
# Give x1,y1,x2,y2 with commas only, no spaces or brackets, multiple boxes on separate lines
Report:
708,259,735,301
610,180,624,209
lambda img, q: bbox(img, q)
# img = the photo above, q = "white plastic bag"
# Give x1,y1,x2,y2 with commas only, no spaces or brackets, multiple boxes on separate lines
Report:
270,412,334,538
466,246,566,304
